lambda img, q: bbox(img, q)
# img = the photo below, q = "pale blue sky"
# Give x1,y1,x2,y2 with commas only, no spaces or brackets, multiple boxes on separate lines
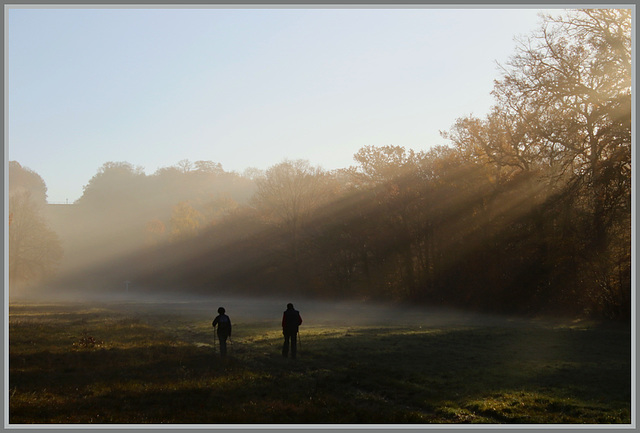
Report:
7,6,558,203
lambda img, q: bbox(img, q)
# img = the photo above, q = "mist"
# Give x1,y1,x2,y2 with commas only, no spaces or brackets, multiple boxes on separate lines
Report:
10,138,631,322
9,9,632,323
13,288,534,337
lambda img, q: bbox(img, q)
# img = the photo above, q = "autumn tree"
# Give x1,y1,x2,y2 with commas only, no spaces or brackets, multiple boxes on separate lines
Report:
444,9,632,318
499,9,630,237
9,161,48,204
170,201,203,240
345,145,430,298
194,160,224,175
9,191,62,291
496,9,630,317
72,161,152,262
253,159,332,281
145,218,167,246
254,160,331,228
77,161,148,209
199,194,239,226
152,160,253,211
8,162,62,291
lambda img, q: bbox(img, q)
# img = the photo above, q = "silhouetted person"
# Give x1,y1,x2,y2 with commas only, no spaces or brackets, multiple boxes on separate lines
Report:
212,307,232,357
282,303,302,359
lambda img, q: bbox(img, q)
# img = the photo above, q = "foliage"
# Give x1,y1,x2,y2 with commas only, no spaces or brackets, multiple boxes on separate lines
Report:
17,10,631,321
442,9,631,318
9,161,49,204
8,163,63,291
169,201,203,240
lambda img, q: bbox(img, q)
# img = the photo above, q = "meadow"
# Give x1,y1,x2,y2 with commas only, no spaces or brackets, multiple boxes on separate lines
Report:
8,296,632,425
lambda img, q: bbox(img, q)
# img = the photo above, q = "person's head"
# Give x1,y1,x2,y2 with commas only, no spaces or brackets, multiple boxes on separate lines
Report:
218,307,225,314
287,303,294,310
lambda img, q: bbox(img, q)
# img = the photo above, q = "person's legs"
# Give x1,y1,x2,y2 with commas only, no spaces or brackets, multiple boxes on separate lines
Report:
219,335,227,356
290,332,297,359
282,333,290,357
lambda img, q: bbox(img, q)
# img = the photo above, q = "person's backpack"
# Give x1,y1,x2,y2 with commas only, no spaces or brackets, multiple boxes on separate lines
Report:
283,309,300,332
215,314,231,335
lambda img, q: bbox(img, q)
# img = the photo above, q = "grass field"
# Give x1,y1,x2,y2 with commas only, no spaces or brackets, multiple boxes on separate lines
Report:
8,297,632,424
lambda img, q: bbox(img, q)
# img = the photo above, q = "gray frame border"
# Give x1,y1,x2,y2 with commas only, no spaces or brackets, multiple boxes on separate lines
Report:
2,2,636,433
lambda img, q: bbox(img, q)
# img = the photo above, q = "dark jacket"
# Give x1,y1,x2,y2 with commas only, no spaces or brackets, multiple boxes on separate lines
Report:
282,308,302,334
212,314,232,337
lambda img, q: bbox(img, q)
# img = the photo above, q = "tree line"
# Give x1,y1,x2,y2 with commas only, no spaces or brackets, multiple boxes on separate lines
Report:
10,9,631,320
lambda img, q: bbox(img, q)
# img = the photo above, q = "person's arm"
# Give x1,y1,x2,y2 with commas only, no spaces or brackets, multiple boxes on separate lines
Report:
228,317,232,336
282,313,286,329
212,316,219,327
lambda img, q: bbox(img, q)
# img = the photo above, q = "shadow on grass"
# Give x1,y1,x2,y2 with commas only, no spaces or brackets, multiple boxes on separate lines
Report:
9,313,631,424
313,325,631,401
11,343,242,423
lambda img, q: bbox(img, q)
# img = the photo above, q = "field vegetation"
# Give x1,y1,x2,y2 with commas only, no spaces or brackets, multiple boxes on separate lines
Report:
9,299,631,424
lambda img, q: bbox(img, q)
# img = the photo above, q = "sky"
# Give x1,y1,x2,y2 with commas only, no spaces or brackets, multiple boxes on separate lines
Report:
7,6,559,203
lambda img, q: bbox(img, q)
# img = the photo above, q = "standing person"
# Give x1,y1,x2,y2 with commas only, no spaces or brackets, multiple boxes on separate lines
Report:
212,307,232,357
282,303,302,359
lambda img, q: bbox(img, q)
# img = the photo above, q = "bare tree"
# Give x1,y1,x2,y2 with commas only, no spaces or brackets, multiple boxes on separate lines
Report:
494,9,631,249
176,159,194,174
443,9,631,317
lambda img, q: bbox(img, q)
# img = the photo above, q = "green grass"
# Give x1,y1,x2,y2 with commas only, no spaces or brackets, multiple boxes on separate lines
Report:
9,301,631,424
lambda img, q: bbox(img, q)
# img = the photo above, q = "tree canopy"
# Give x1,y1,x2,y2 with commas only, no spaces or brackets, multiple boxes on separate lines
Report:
8,163,62,291
12,10,631,320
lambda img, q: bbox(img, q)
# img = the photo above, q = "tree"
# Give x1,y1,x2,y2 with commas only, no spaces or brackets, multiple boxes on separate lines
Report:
254,159,329,228
8,162,62,291
350,145,419,187
494,9,631,249
347,145,428,299
76,161,147,210
443,9,632,318
176,159,193,173
9,161,48,205
145,218,167,246
194,160,223,174
242,167,264,180
72,161,151,261
443,110,542,185
495,10,631,318
253,159,331,281
200,194,239,226
170,201,203,240
9,191,63,290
